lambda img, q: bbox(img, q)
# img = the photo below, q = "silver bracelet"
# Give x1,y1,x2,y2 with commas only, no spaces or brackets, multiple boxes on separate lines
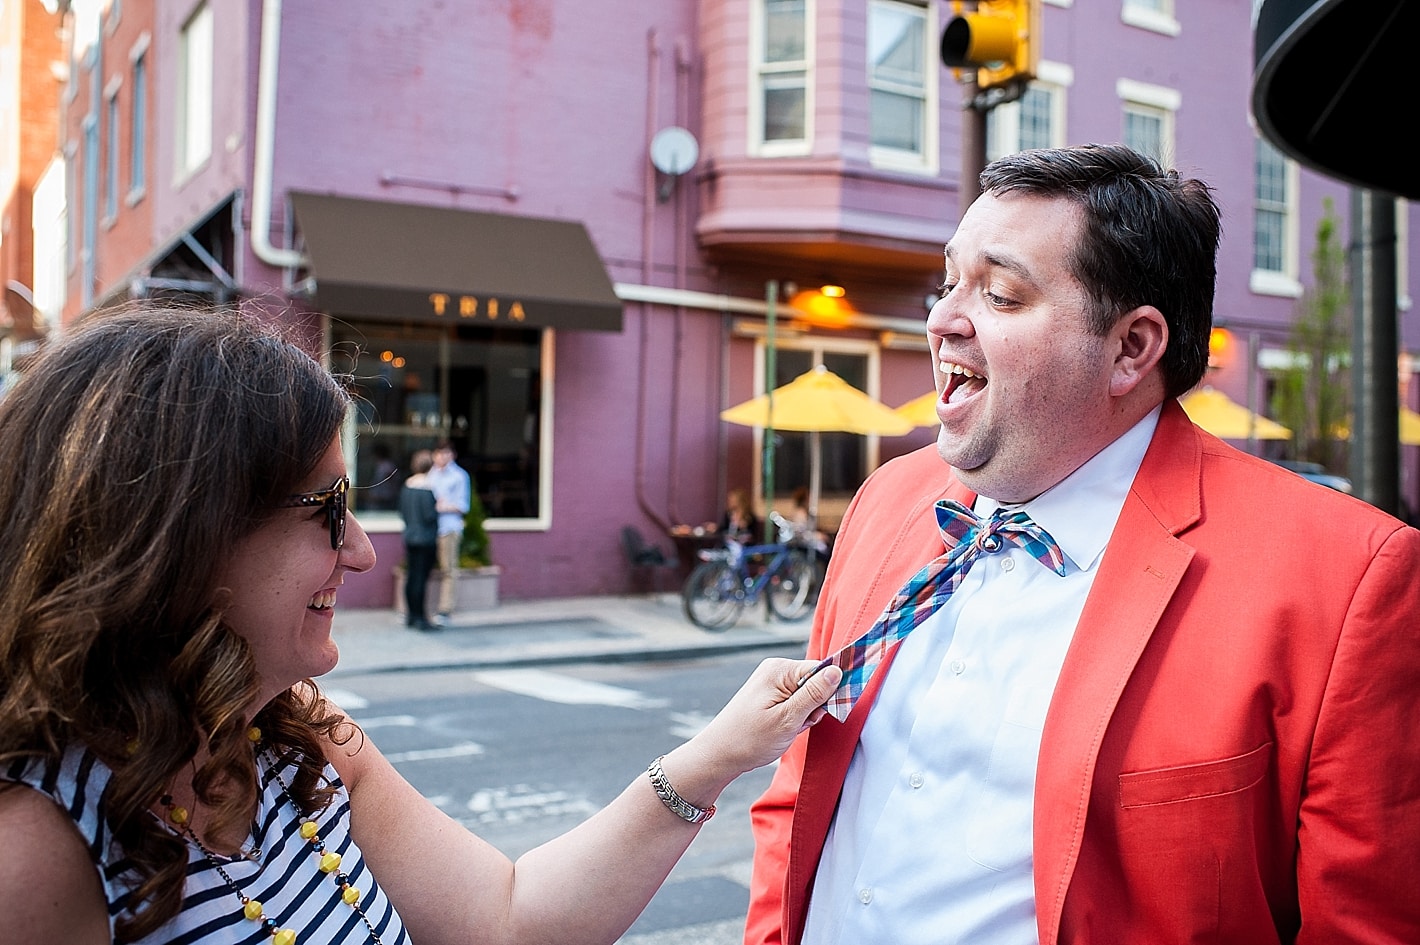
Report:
647,755,716,824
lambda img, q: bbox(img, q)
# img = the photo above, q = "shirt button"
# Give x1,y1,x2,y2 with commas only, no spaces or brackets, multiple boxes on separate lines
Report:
1001,556,1015,572
858,888,874,905
909,772,925,789
950,659,966,675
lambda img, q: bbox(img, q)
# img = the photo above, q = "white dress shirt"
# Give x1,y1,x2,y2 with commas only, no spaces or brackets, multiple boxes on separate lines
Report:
802,407,1160,945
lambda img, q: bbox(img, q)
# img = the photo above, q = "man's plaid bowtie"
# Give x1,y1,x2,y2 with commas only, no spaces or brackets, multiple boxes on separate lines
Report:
815,499,1066,722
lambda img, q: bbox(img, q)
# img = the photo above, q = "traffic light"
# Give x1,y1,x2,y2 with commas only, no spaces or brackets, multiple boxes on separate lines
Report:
941,0,1041,93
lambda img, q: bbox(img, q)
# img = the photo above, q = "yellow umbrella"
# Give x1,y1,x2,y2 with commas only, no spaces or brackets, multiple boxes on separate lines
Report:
895,390,943,428
720,366,915,435
1335,408,1420,446
1179,387,1292,440
720,366,912,517
1401,408,1420,446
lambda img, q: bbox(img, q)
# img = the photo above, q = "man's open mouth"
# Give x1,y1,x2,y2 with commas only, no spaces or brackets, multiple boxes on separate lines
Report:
939,360,987,404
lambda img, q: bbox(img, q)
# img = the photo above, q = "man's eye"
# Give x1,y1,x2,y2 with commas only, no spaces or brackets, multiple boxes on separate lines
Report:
937,281,957,298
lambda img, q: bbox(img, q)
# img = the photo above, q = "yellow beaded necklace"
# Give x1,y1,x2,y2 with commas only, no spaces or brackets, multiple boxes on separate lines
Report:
158,727,384,945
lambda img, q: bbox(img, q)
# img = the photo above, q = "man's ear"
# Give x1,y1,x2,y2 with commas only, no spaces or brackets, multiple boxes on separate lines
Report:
1109,305,1168,397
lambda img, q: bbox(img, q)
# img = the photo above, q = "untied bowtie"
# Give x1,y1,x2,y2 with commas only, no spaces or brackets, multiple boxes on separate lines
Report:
814,498,1066,722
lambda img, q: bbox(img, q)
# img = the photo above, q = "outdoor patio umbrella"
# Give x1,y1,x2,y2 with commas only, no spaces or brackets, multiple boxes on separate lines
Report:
1179,387,1292,440
895,390,942,428
1335,408,1420,446
720,366,913,519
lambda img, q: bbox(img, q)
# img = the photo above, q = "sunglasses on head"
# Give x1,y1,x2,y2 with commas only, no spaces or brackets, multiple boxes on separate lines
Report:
279,476,350,550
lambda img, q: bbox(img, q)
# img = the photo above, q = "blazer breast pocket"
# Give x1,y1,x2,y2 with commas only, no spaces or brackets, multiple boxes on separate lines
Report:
1118,741,1272,809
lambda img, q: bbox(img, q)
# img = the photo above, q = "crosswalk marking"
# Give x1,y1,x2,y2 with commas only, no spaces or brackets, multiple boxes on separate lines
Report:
667,710,714,740
384,742,485,763
470,669,668,709
354,714,419,729
320,686,369,710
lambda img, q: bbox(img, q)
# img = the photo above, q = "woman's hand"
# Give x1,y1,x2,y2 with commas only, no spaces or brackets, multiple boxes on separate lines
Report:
686,657,842,778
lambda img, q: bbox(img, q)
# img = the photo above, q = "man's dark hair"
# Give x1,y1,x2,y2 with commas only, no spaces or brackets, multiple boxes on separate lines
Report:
979,143,1221,398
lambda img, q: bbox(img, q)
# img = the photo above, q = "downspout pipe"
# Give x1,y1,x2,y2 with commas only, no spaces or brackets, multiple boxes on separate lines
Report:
251,0,305,270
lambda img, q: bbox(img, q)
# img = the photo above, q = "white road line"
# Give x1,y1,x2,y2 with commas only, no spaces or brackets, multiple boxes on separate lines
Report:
667,710,715,740
319,687,369,710
352,714,419,729
384,742,485,763
464,786,598,825
470,669,669,709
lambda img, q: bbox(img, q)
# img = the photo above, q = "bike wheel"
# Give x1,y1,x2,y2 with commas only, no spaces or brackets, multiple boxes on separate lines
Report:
682,561,743,630
766,550,815,621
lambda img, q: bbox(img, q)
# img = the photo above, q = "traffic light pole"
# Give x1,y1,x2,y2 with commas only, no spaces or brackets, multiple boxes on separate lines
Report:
1348,189,1400,515
960,78,987,211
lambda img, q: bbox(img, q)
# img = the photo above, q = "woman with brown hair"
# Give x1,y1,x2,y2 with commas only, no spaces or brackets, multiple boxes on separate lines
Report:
0,305,841,945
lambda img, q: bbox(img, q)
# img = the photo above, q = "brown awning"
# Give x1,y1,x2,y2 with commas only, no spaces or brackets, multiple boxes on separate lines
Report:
289,192,623,332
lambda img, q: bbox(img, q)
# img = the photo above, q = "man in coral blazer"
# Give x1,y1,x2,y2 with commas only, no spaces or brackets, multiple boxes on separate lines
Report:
745,145,1420,945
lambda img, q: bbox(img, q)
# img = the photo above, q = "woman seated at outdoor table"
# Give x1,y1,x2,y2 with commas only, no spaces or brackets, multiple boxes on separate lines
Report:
0,304,842,945
714,487,762,544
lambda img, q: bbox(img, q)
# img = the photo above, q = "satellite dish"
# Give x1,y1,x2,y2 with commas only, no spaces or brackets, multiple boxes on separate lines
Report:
649,126,699,176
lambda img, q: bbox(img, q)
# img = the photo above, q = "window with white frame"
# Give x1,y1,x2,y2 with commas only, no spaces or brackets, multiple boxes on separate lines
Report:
753,0,812,152
129,39,147,199
868,0,935,170
760,341,878,511
1122,0,1180,35
332,321,551,524
176,3,213,176
1117,78,1178,167
986,62,1071,160
103,83,119,221
1250,135,1300,296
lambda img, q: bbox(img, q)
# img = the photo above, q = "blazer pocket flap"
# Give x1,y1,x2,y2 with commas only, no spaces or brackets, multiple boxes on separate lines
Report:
1118,742,1272,809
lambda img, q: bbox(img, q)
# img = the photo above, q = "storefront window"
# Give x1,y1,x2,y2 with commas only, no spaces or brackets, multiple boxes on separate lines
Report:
332,320,545,520
770,346,869,500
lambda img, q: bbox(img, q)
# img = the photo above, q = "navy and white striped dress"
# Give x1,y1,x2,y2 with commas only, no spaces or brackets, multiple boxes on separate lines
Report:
4,745,409,945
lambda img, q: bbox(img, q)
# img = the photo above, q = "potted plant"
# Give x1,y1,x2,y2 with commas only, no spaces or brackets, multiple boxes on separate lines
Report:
450,490,500,609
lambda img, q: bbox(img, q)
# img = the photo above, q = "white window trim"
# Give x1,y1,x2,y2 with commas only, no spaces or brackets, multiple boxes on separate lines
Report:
102,77,122,226
175,3,214,181
1117,78,1178,166
867,0,939,175
987,60,1072,159
745,335,886,512
1250,146,1301,298
1122,1,1180,36
336,325,557,536
127,34,150,206
748,0,816,157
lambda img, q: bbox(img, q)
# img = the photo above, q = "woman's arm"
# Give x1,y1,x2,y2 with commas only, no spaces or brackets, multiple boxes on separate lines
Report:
330,656,841,945
1,784,111,945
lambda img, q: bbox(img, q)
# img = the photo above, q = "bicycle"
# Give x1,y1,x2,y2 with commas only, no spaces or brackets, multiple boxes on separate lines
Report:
682,512,819,630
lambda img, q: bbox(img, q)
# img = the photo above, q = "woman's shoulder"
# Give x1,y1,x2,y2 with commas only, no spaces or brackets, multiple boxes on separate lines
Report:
0,776,112,942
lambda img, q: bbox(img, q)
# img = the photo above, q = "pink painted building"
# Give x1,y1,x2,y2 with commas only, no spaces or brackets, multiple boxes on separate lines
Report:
31,0,1420,603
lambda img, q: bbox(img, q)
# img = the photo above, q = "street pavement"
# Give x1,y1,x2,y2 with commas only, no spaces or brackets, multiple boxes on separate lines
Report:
327,592,814,679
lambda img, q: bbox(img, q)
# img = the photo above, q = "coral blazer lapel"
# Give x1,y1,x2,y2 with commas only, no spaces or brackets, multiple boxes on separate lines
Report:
1031,401,1203,945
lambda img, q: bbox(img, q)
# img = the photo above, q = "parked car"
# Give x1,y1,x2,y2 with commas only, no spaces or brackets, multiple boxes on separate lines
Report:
1270,459,1353,494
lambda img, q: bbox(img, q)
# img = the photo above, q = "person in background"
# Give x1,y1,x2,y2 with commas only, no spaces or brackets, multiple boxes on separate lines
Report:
366,443,400,510
425,439,471,625
718,487,762,545
398,449,438,632
745,144,1420,944
0,305,843,945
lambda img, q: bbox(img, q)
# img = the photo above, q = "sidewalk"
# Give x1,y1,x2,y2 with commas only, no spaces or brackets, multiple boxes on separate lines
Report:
327,592,814,678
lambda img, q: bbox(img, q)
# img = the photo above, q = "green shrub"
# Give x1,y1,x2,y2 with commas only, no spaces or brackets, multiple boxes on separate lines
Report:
459,490,492,568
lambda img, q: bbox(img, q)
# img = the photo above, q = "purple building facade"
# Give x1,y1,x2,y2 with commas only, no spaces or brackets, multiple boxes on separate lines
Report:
41,0,1420,605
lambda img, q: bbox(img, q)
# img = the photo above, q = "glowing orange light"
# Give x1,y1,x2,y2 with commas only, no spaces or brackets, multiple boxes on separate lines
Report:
380,350,395,362
392,356,406,368
789,288,854,329
820,284,846,298
1208,327,1231,365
